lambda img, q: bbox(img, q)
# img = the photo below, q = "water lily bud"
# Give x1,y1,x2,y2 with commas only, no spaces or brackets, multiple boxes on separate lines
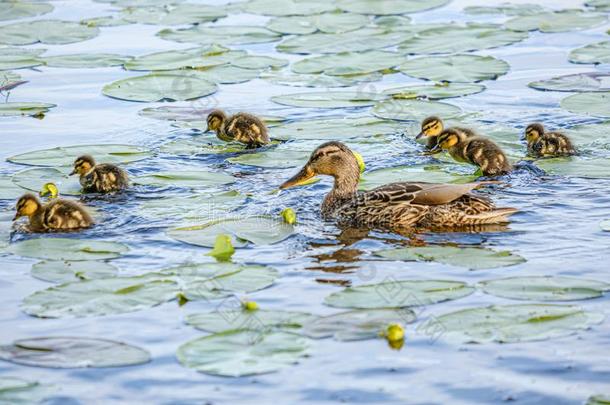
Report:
243,301,259,311
281,208,297,225
206,234,234,262
353,151,365,173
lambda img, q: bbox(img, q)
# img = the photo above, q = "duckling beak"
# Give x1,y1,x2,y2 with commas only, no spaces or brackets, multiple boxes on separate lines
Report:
12,212,21,221
69,169,77,176
280,165,315,189
415,132,425,140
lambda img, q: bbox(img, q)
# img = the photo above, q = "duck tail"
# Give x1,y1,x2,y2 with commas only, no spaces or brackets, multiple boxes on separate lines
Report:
465,207,518,225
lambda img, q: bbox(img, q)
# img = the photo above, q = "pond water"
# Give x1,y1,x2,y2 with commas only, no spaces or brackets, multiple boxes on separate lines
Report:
1,0,609,403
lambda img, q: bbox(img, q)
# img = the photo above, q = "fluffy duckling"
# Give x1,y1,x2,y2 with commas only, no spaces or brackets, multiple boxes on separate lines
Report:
525,123,576,157
70,155,129,193
431,129,512,176
206,109,270,148
13,193,92,232
416,116,475,151
280,141,516,230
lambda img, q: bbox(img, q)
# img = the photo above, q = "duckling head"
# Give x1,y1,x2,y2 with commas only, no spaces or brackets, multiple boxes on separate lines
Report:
525,123,545,144
14,193,41,221
39,182,59,199
206,109,227,132
416,116,444,140
280,141,359,189
429,128,464,153
70,155,95,176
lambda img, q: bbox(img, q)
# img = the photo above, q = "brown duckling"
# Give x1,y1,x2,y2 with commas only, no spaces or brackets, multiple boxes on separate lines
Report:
431,129,512,176
70,155,129,193
13,193,92,232
280,141,516,230
416,116,476,151
525,123,576,157
206,109,270,148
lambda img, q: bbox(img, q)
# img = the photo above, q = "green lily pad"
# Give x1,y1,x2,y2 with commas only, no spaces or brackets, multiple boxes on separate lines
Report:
0,20,99,46
464,4,546,16
302,308,416,341
271,91,385,108
536,157,610,178
121,3,226,25
186,309,316,333
81,15,132,27
227,149,309,168
12,167,82,196
561,92,610,117
140,191,245,223
277,27,408,54
529,72,610,92
159,136,249,155
135,170,234,188
168,216,295,248
7,238,129,261
292,50,404,76
0,176,26,200
601,219,610,231
22,273,178,318
399,54,510,83
7,144,151,167
569,41,610,65
375,246,526,270
337,0,449,15
0,337,150,367
0,376,55,404
43,53,132,68
383,83,485,100
267,12,369,35
96,0,184,6
158,25,281,46
124,45,242,71
372,99,461,121
360,165,477,189
272,116,402,141
399,24,527,54
0,102,56,117
0,47,44,70
102,73,217,102
479,276,610,301
31,260,119,283
0,2,53,21
168,65,260,84
428,304,604,343
177,330,309,377
266,16,317,35
261,70,382,87
242,0,334,16
325,280,474,309
231,55,288,70
506,10,607,33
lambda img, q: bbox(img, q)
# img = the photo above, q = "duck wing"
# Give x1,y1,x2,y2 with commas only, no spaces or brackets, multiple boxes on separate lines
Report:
364,181,495,206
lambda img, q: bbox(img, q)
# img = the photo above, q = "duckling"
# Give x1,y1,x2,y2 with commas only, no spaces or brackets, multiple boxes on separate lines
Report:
206,109,270,148
70,155,129,193
431,129,512,176
280,141,517,230
525,123,576,157
13,193,92,232
416,116,476,151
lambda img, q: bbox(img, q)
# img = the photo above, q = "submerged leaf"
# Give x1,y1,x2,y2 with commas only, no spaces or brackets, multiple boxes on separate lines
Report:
31,260,119,283
561,92,610,117
0,376,55,404
135,170,234,188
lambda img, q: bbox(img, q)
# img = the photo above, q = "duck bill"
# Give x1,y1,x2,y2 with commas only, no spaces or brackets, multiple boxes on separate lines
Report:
280,165,315,189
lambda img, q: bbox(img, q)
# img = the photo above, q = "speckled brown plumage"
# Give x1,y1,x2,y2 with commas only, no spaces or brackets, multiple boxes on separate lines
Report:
71,155,129,194
206,109,270,148
417,116,476,151
525,123,576,157
14,193,92,232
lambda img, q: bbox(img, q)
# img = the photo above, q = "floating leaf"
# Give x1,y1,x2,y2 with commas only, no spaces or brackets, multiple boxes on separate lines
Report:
43,53,131,68
325,280,474,309
383,83,485,100
428,304,604,343
588,395,610,405
12,167,82,196
561,92,610,117
7,238,129,261
0,102,55,117
0,376,55,404
464,4,546,16
399,54,509,83
31,260,119,283
124,46,242,71
158,25,281,46
266,16,317,35
0,176,25,200
227,149,309,168
186,309,316,333
262,70,382,87
361,164,476,189
292,50,404,76
177,330,309,377
0,2,53,21
536,157,610,178
375,246,526,270
0,20,99,46
0,210,12,248
135,170,234,188
302,308,415,341
121,3,226,25
570,41,610,65
102,73,217,102
168,216,294,248
271,91,385,108
7,144,151,167
81,15,132,27
479,276,610,301
242,0,334,16
159,136,249,155
96,0,184,6
139,191,245,223
169,65,260,84
267,12,369,34
372,99,461,121
0,337,150,367
231,55,288,69
0,47,44,70
506,10,607,33
529,72,610,92
272,116,401,141
337,0,449,15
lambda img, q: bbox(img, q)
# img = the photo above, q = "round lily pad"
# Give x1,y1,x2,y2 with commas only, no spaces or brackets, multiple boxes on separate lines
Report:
0,2,53,21
7,238,129,261
272,116,402,141
0,47,44,70
375,246,526,270
169,65,260,85
383,83,485,100
399,54,510,83
7,144,151,167
81,15,132,27
464,4,546,16
506,10,607,33
160,136,249,155
186,309,316,333
266,15,317,35
227,149,309,168
337,0,449,15
12,167,82,196
536,157,610,178
324,280,474,309
231,55,288,70
158,25,281,46
0,20,99,46
372,99,461,121
302,308,416,341
399,24,527,54
267,12,369,34
121,3,226,25
262,70,382,87
124,46,242,71
479,276,610,301
242,0,334,16
561,92,610,117
102,73,217,102
177,330,309,377
271,91,385,108
0,337,150,368
428,304,604,343
360,164,478,189
0,102,56,117
0,376,55,403
31,260,119,283
292,50,404,76
43,53,131,68
529,72,610,92
569,41,610,65
135,170,234,188
168,216,295,248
